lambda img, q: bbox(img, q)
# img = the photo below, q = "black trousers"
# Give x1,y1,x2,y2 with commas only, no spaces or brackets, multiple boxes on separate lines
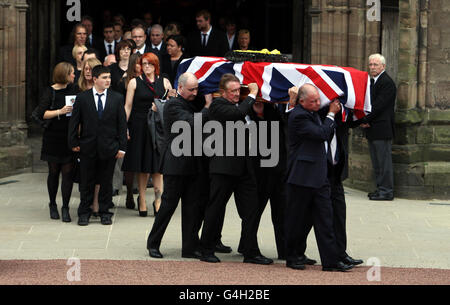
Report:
78,153,116,217
147,174,202,254
237,170,286,258
285,183,338,267
297,173,348,260
200,173,261,258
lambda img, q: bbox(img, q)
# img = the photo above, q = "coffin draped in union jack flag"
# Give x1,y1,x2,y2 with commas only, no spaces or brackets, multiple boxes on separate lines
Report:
175,56,372,120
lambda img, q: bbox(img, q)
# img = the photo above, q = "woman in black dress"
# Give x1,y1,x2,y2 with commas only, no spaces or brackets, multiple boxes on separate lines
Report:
161,35,186,87
109,40,133,94
36,62,78,222
122,52,174,217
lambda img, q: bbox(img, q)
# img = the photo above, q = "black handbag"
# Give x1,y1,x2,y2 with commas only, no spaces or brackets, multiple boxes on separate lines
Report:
31,87,55,129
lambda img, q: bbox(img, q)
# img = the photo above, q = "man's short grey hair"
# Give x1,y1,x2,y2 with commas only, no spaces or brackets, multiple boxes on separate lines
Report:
369,53,386,66
178,72,197,87
151,24,164,34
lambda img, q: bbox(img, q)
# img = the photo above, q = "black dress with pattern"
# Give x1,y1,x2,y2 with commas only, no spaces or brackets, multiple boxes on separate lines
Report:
121,76,165,173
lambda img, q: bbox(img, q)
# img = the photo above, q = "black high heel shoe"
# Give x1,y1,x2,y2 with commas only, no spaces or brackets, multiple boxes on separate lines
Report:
137,196,147,217
152,201,158,217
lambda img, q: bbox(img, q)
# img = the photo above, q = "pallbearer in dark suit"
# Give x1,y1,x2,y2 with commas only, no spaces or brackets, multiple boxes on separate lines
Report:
288,86,364,267
285,84,353,272
68,65,127,226
200,74,273,265
147,73,211,259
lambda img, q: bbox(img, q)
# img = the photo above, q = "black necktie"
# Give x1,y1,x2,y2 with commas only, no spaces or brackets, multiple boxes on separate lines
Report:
108,44,113,55
370,78,375,95
202,34,207,47
96,93,104,119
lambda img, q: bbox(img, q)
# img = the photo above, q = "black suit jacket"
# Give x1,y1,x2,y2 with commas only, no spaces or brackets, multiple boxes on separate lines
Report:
360,72,397,141
160,53,186,87
87,35,104,50
68,89,127,159
187,27,229,57
287,105,336,188
248,103,287,175
208,96,256,176
159,96,209,176
319,107,350,181
97,40,118,62
58,44,79,67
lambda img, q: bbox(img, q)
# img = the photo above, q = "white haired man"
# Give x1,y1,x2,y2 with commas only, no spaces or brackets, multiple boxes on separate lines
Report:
360,54,397,201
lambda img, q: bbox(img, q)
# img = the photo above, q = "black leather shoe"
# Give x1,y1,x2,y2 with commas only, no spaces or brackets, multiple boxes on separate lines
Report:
200,254,221,263
243,255,274,265
149,248,163,259
182,250,202,259
368,190,378,197
342,256,364,266
112,189,119,197
286,261,305,270
49,204,60,220
298,255,317,265
322,261,354,272
101,214,113,225
61,207,71,223
215,241,232,253
125,196,135,210
78,214,90,226
369,193,394,201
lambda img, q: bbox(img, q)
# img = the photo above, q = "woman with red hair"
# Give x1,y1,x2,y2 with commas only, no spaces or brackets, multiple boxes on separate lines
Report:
122,52,174,217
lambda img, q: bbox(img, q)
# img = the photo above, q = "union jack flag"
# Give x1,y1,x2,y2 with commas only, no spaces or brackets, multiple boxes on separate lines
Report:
175,56,372,120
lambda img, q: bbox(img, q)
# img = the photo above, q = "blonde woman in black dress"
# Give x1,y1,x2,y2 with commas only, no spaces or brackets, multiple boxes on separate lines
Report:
37,62,78,222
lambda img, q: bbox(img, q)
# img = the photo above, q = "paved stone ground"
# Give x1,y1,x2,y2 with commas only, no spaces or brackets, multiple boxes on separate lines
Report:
1,172,449,270
0,134,449,285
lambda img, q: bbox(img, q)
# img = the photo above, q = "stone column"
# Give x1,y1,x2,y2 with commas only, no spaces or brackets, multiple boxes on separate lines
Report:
0,0,32,178
393,0,450,199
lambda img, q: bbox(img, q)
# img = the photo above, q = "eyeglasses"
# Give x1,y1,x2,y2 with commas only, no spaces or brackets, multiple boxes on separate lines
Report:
142,62,153,67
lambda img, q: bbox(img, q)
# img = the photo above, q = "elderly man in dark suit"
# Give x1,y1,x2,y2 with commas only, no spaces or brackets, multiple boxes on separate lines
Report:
287,86,364,268
187,10,229,57
199,74,273,265
285,84,353,272
69,65,127,226
147,72,211,259
359,54,397,201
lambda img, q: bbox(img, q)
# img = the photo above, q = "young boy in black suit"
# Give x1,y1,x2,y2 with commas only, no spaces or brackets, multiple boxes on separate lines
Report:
69,65,127,226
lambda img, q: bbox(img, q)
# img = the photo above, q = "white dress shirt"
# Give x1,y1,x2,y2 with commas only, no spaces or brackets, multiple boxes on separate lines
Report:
104,40,115,55
201,26,213,46
152,41,163,51
137,44,147,55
